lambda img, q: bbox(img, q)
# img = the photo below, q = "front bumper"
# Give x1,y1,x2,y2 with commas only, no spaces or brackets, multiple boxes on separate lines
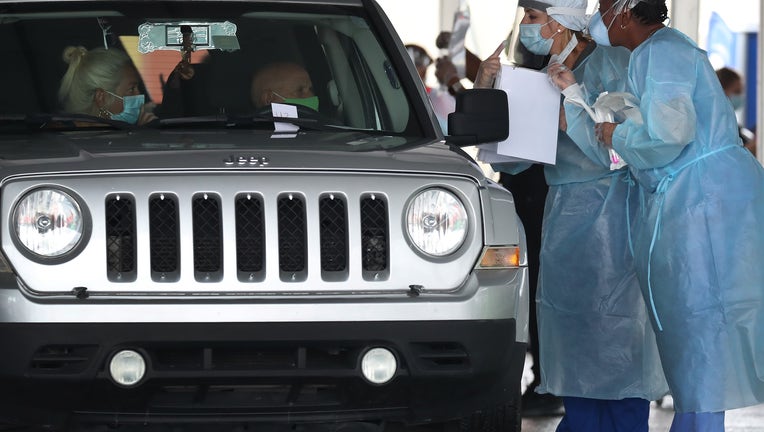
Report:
0,320,526,428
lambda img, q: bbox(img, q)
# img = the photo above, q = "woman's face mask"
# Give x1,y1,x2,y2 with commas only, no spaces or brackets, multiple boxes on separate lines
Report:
105,91,145,124
519,21,556,55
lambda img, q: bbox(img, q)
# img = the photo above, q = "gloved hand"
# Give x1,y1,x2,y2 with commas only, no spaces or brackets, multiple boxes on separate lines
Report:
547,62,576,91
474,41,505,88
595,122,617,148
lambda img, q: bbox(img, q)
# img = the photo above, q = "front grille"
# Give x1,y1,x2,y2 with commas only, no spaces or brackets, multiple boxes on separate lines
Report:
150,384,343,409
149,194,180,282
360,195,388,277
235,194,265,281
319,195,347,274
150,345,359,372
105,194,136,282
410,342,470,371
102,191,391,285
192,193,223,282
29,345,98,374
277,194,307,279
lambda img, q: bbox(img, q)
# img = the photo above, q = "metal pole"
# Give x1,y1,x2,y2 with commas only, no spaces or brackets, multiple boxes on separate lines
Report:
670,0,700,41
440,0,458,31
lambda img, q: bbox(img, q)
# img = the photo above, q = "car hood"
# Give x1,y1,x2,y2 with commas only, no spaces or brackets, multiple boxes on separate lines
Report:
0,129,486,181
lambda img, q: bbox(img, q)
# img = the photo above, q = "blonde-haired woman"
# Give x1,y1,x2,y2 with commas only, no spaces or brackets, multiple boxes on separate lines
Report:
58,46,156,125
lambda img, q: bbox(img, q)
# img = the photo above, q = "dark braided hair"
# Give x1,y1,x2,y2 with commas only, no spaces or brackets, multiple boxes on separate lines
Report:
630,0,669,25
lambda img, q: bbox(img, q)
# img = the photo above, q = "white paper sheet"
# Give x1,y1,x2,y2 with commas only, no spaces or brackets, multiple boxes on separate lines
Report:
270,102,299,134
490,64,560,165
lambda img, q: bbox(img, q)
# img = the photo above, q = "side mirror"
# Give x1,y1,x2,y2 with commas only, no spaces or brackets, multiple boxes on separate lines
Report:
446,88,508,147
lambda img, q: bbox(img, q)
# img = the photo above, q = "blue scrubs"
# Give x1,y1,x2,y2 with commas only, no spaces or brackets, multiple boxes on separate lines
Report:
556,397,649,432
495,43,668,429
612,27,764,414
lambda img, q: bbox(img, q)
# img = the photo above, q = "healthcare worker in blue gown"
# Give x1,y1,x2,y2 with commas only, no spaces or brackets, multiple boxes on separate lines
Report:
555,0,764,430
476,1,668,430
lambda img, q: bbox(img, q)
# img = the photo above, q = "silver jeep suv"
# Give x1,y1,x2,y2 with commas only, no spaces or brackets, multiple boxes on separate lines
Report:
0,0,528,430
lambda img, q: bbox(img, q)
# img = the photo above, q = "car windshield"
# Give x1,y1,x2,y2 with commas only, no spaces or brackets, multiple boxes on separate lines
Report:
0,1,429,144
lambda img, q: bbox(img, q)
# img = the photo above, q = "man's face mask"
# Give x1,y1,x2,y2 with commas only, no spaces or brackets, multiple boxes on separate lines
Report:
273,91,320,111
105,91,144,124
519,21,556,56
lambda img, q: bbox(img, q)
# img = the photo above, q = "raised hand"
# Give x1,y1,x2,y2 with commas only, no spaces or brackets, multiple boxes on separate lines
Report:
474,41,506,88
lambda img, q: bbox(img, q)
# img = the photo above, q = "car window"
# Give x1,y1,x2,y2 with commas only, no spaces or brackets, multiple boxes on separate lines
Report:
0,1,424,139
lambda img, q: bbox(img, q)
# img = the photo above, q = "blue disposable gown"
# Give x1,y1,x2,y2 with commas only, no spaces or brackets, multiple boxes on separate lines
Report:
495,44,668,401
611,27,764,413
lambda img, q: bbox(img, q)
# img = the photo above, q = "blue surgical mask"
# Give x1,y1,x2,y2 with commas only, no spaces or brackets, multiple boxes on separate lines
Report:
729,94,745,111
519,22,556,56
588,9,617,47
588,11,611,46
106,91,145,124
273,91,319,111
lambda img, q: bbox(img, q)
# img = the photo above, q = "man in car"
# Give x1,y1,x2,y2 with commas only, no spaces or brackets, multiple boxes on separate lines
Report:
250,62,318,111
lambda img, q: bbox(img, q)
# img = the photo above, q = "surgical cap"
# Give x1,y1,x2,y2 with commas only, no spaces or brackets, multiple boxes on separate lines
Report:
518,0,589,31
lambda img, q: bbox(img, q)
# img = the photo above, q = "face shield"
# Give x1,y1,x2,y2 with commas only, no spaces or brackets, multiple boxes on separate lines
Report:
599,0,645,17
506,0,589,70
504,6,550,70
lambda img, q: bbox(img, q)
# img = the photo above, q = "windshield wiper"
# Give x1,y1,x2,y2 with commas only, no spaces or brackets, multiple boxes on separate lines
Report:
159,114,342,131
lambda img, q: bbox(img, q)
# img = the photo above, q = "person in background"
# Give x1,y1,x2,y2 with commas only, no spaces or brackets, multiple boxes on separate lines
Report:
434,33,481,96
58,46,157,125
716,66,756,155
577,0,764,430
481,1,668,429
250,62,318,111
405,44,434,93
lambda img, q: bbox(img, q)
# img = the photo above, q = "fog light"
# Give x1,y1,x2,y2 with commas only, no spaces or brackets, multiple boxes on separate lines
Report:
361,347,397,384
109,350,146,387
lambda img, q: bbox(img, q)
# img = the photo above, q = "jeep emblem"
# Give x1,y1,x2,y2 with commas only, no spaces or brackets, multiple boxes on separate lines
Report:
224,155,270,167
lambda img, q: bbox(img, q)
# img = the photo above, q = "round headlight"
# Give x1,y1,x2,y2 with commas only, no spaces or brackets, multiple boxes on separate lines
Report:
13,188,85,258
406,188,468,257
